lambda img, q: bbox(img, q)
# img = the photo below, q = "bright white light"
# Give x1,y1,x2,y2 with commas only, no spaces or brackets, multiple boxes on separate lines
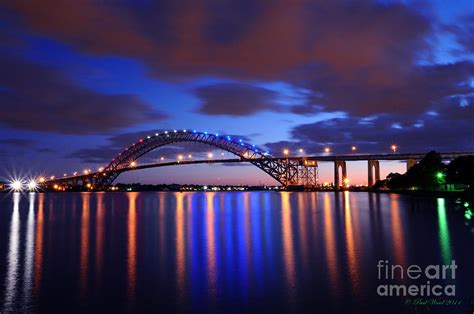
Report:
208,153,213,158
28,180,37,190
10,180,22,191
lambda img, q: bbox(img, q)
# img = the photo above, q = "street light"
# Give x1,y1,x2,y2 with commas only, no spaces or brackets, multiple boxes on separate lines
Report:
10,180,23,191
298,148,304,153
130,161,137,167
28,180,37,190
178,155,184,161
324,147,331,153
391,144,397,153
351,146,357,152
283,149,289,156
208,152,213,158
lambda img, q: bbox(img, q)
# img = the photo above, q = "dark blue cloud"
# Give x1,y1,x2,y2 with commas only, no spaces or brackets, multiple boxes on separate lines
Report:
0,54,167,134
195,83,282,115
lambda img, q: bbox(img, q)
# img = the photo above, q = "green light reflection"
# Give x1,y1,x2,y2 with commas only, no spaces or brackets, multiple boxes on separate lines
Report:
437,198,452,265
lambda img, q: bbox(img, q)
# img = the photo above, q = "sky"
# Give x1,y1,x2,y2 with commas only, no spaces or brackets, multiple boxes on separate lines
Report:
0,0,473,185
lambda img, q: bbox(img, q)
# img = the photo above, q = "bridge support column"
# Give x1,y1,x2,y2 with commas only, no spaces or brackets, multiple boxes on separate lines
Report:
406,159,417,171
368,160,380,187
334,160,347,190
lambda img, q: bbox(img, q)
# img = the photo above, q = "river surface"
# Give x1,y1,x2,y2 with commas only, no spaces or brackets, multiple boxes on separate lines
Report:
0,191,473,313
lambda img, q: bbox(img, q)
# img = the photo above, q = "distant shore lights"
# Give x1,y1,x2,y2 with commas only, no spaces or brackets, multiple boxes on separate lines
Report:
8,178,39,191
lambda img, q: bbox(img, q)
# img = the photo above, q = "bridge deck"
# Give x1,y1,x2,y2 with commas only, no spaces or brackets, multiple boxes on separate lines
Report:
45,151,474,184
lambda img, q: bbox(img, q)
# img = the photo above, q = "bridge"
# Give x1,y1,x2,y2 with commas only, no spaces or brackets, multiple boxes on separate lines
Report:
41,129,473,190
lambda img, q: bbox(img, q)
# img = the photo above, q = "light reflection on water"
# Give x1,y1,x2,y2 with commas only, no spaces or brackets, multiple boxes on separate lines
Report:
3,193,20,313
79,193,90,299
127,192,137,305
0,191,473,313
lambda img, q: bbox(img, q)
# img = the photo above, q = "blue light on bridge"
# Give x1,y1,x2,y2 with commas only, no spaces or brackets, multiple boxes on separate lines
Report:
204,131,208,135
193,130,197,133
215,133,219,137
227,136,231,141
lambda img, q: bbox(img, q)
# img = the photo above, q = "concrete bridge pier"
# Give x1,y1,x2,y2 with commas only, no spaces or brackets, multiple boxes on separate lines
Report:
368,160,380,187
334,160,347,189
406,159,417,171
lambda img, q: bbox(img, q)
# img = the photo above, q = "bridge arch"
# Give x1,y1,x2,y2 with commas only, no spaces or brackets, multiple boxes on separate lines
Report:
99,130,281,186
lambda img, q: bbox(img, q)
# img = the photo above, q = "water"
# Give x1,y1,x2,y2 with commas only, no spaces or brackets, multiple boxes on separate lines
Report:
0,191,473,313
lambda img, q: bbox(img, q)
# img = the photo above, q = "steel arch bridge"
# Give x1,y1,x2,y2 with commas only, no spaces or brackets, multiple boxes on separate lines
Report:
45,130,318,189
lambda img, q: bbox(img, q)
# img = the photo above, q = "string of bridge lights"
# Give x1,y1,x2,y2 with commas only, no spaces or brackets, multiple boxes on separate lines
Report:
282,144,398,155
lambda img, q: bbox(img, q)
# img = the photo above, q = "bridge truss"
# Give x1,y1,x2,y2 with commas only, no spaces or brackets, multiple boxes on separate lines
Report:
45,130,319,189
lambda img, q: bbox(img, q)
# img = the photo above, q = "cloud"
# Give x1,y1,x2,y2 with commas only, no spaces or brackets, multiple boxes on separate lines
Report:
1,1,473,118
268,104,474,154
195,83,281,115
1,1,430,76
0,55,167,134
442,13,474,56
289,61,474,116
0,138,35,148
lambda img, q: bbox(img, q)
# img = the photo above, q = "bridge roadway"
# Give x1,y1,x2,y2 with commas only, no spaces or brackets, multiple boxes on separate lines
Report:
48,151,473,188
122,152,474,188
114,151,474,173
